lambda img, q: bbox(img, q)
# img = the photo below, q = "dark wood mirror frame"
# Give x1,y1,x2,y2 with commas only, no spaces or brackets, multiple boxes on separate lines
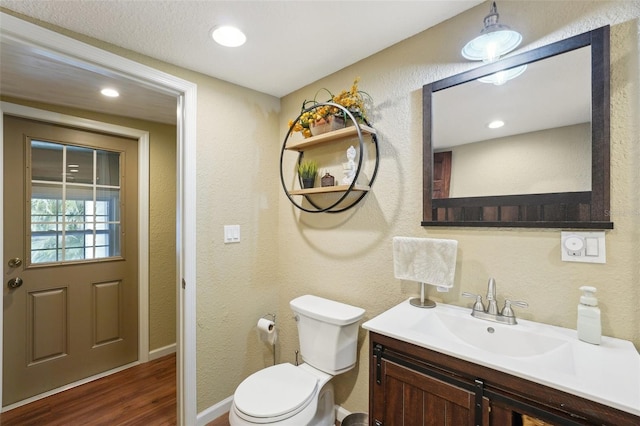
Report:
422,25,612,229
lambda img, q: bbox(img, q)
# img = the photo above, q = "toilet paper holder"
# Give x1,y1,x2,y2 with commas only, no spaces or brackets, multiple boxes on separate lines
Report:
259,313,277,366
261,313,276,322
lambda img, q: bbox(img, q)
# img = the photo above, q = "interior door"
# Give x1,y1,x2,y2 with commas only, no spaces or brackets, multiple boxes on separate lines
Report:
3,115,138,406
433,151,452,199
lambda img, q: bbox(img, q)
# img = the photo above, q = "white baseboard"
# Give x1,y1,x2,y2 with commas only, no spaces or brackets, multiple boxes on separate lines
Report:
197,395,233,426
336,405,352,422
149,343,176,360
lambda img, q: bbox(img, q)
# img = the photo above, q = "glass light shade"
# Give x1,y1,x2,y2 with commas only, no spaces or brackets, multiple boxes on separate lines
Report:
462,29,522,61
477,64,527,85
461,1,522,62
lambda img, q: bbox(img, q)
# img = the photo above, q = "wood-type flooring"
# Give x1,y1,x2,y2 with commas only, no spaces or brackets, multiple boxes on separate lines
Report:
0,354,176,426
0,354,339,426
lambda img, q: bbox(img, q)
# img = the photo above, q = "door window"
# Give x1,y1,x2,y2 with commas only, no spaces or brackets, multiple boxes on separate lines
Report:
29,140,122,265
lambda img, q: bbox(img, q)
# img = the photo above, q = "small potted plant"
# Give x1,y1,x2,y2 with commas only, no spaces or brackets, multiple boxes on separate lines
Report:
298,159,318,189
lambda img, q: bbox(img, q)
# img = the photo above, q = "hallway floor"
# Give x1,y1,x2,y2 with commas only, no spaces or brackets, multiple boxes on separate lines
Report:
0,354,176,425
0,355,341,425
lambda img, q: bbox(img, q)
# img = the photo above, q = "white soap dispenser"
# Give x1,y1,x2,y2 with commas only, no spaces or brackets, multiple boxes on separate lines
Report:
577,286,601,345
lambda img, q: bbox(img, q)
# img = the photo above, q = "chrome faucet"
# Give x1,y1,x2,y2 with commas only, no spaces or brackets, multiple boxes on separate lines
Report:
486,277,498,315
462,278,528,325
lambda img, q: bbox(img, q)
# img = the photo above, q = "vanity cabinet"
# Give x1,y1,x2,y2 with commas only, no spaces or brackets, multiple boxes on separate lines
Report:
369,332,639,426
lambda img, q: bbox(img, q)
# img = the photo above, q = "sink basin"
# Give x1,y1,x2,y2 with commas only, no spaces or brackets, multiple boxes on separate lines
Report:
362,299,640,416
431,310,570,358
403,305,576,374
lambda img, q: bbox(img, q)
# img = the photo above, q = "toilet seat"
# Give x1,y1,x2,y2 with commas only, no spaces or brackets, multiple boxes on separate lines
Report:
233,363,319,423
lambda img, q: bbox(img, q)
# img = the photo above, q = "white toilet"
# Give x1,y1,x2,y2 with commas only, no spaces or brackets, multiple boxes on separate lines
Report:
229,295,365,426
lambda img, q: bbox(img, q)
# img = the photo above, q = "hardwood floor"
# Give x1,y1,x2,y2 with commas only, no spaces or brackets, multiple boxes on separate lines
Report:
1,354,176,426
206,414,230,426
0,355,340,426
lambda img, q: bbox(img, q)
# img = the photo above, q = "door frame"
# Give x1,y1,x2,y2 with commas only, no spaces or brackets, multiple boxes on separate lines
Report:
0,12,198,425
3,101,150,366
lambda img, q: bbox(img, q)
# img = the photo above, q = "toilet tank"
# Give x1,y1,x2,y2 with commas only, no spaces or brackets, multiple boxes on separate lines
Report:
290,295,365,375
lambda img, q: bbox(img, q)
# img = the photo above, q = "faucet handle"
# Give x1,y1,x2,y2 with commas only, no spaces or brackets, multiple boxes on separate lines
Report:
501,299,528,317
462,292,486,313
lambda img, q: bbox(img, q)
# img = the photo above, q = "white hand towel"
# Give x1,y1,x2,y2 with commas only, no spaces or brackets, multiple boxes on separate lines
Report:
393,237,458,288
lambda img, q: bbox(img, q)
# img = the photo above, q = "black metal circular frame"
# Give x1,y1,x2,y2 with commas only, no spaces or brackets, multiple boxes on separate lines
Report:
279,102,379,213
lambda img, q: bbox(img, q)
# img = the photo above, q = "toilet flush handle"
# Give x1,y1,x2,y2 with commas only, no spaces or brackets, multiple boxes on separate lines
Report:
292,315,299,365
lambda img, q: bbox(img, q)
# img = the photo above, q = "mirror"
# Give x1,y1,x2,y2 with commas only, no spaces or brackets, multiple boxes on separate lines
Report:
423,26,612,228
434,47,591,197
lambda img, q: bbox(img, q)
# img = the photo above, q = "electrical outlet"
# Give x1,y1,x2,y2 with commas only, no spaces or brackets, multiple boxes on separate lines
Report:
561,231,605,263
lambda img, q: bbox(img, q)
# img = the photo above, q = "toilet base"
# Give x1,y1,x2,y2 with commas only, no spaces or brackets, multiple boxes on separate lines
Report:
308,381,335,426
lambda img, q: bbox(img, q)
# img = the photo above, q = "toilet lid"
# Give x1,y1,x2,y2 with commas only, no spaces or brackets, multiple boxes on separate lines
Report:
234,363,318,420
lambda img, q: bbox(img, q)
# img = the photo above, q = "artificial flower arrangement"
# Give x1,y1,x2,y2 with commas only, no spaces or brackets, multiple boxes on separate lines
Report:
288,77,373,138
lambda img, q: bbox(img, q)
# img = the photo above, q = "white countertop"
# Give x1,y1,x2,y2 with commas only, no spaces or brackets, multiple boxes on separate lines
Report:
362,299,640,416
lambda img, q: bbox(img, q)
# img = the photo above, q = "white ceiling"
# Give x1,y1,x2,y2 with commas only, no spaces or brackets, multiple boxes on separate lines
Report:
0,38,181,124
0,1,483,124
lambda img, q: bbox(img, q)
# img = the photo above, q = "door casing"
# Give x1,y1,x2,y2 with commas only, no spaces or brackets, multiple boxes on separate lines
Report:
0,12,198,425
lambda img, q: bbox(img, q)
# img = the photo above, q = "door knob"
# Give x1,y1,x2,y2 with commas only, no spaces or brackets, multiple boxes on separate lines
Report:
8,258,22,268
8,277,23,289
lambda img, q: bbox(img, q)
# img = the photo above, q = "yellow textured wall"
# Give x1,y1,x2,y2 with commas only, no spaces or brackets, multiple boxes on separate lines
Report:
279,0,640,414
148,122,177,351
0,96,178,352
191,79,281,410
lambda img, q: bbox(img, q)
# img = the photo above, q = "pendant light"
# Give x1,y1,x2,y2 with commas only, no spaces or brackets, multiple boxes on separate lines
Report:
461,1,522,62
477,64,527,85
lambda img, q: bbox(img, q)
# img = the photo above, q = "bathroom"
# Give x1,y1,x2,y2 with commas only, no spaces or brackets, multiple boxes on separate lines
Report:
201,1,639,422
191,2,640,424
1,0,638,424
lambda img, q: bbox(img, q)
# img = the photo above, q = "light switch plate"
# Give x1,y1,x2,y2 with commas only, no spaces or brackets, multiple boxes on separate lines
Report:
561,231,605,263
224,225,240,243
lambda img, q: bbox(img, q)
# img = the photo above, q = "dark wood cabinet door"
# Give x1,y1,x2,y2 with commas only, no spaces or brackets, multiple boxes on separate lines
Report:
375,359,475,426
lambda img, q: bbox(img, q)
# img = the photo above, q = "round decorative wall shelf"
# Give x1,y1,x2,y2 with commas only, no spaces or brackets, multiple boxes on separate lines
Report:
279,103,379,213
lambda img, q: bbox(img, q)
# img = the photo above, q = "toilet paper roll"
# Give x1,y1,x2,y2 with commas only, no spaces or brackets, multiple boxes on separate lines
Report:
257,318,277,345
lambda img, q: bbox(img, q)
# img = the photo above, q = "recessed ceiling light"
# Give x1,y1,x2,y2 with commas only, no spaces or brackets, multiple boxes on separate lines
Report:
101,88,120,98
487,120,505,129
211,25,246,47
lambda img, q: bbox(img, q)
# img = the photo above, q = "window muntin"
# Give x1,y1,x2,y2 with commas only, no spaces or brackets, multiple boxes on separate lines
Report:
29,140,122,265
